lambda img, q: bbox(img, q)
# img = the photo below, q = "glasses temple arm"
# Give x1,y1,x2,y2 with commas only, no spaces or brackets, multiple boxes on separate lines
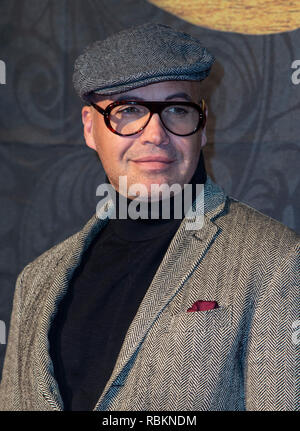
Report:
90,102,105,116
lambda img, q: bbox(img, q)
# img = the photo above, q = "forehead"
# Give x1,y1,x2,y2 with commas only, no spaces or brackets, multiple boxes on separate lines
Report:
96,80,201,103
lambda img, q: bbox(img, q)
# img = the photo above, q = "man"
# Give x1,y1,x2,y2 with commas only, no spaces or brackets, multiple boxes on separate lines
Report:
0,23,299,411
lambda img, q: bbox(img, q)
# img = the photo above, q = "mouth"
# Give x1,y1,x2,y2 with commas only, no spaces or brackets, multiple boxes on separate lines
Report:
131,156,175,171
132,156,175,163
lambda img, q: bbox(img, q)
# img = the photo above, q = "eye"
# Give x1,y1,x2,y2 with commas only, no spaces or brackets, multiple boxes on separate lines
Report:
166,106,189,115
116,105,145,115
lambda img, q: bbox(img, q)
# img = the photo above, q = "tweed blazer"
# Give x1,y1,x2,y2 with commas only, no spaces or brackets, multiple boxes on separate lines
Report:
0,178,299,411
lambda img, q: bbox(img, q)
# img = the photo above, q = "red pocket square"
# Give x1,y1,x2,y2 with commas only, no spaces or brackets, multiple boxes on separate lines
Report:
187,300,219,312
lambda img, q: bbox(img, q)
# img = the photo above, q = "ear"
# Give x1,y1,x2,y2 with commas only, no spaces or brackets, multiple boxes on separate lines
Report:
82,105,97,150
200,105,208,148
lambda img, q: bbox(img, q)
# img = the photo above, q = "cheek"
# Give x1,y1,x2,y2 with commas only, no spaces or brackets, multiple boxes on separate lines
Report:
93,133,132,171
92,122,117,159
179,136,201,164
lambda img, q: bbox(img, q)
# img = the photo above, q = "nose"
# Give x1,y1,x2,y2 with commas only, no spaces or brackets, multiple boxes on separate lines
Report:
140,113,170,146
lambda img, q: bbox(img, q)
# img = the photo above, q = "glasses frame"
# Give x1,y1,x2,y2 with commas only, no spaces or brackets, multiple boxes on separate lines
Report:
90,99,206,137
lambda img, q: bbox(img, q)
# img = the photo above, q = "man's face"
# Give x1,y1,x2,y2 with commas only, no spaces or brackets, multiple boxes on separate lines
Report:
82,80,207,199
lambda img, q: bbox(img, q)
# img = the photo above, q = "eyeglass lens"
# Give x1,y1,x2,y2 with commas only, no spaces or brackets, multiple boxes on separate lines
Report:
109,104,201,136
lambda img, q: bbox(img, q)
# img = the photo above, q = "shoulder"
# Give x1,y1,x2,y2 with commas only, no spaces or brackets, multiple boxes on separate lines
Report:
217,196,299,265
204,177,299,252
227,197,298,241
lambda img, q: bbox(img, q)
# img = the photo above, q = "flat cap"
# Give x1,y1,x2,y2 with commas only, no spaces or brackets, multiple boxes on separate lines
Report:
73,23,215,102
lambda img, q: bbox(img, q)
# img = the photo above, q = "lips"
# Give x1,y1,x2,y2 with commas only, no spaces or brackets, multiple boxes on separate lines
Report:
132,156,174,163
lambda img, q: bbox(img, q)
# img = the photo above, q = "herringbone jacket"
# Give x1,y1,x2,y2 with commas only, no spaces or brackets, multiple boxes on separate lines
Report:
0,178,299,411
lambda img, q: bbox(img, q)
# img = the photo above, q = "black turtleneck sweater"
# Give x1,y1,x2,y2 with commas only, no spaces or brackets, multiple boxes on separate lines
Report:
49,159,206,411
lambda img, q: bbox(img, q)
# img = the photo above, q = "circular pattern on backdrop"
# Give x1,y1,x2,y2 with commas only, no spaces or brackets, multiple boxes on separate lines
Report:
18,148,105,268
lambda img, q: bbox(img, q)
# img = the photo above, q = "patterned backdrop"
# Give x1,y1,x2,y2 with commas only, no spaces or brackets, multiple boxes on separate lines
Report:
0,0,299,375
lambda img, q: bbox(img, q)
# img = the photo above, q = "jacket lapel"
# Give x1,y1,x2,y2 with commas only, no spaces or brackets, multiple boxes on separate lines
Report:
34,200,115,410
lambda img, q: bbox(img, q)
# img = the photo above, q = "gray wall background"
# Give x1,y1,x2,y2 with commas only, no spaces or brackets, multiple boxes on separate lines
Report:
0,0,299,375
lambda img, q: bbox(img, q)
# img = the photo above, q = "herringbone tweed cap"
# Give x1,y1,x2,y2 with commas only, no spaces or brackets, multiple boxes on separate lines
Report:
73,23,215,101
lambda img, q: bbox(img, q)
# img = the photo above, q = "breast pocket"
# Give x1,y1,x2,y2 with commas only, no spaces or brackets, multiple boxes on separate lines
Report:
146,305,233,410
168,305,232,332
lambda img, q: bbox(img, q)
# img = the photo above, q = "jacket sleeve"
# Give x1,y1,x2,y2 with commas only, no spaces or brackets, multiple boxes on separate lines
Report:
0,265,31,410
245,244,300,411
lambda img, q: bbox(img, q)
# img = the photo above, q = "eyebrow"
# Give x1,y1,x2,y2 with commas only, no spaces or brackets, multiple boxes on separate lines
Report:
114,92,193,102
165,92,193,101
114,95,144,102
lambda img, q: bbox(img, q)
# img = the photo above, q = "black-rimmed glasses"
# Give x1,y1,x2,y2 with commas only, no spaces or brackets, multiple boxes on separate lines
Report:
90,99,206,137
